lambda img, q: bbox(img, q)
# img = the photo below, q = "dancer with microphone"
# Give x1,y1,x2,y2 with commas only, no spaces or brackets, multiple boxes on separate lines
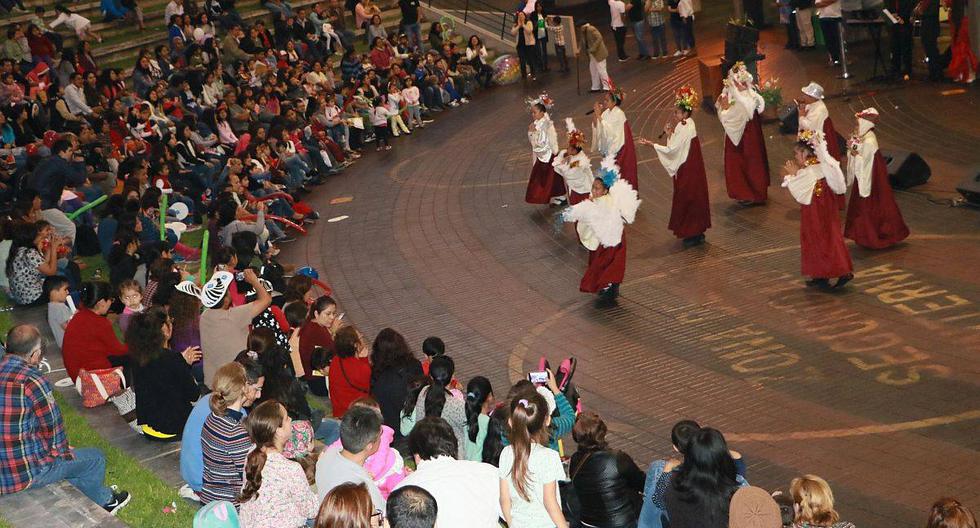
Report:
591,84,639,190
638,85,711,247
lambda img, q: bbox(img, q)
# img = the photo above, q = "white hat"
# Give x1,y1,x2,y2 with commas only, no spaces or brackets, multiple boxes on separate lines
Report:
200,271,234,308
175,280,201,298
801,82,824,100
536,386,556,415
168,201,189,221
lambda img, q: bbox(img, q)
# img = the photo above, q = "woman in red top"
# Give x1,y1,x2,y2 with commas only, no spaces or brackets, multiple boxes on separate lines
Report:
62,281,129,381
26,25,56,69
327,326,372,418
298,296,341,397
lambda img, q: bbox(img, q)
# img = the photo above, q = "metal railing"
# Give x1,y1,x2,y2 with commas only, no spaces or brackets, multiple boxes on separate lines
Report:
426,0,517,43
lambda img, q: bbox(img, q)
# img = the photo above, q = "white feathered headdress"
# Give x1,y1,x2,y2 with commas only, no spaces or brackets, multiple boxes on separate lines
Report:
560,158,641,248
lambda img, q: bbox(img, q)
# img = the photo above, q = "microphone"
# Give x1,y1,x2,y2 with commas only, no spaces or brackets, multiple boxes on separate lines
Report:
658,130,666,139
585,109,595,115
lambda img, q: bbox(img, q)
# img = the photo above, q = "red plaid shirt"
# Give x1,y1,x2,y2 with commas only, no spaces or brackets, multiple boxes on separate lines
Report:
0,355,70,494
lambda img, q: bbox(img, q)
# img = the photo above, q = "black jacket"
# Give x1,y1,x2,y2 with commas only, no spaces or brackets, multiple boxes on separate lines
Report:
370,359,423,436
570,448,646,528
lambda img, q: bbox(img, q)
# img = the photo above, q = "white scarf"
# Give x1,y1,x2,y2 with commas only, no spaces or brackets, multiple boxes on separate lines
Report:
846,120,877,198
592,106,627,158
654,119,696,177
529,114,558,163
552,149,594,194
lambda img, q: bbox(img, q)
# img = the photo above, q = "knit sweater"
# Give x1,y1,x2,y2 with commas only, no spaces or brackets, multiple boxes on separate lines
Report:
200,409,252,505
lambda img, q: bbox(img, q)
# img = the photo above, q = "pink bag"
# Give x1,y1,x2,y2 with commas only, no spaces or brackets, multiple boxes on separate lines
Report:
283,419,315,459
75,367,126,408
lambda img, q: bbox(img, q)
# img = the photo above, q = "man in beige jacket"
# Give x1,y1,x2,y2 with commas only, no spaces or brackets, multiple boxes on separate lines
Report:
580,23,610,91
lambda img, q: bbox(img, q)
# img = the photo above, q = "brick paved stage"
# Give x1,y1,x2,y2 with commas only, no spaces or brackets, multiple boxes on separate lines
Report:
286,8,980,526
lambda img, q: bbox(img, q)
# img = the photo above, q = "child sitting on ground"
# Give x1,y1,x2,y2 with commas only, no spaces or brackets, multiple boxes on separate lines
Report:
45,275,74,349
327,397,409,497
421,336,463,394
117,279,145,335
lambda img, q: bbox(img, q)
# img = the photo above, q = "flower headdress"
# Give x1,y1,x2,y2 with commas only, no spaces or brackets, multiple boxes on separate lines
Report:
564,117,587,149
526,92,554,111
675,85,699,112
797,128,823,149
608,78,625,106
597,156,621,188
726,61,753,86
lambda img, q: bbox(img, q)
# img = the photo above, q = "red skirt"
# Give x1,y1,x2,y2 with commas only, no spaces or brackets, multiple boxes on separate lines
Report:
580,235,627,293
525,155,566,204
947,18,978,80
724,113,770,203
616,122,639,191
668,137,712,239
800,180,853,279
569,191,590,205
844,151,910,249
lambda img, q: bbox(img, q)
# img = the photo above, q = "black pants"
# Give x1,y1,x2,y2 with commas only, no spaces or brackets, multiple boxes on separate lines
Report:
786,14,800,48
820,17,842,63
683,16,695,48
919,15,943,79
518,44,539,77
890,23,914,76
555,44,569,71
536,38,550,71
613,26,628,59
374,125,390,147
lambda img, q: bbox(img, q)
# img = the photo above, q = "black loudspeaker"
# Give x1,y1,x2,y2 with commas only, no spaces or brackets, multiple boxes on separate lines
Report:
955,171,980,206
883,150,931,189
778,106,799,134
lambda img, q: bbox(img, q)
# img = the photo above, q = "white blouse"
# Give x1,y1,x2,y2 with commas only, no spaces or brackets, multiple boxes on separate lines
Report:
845,121,877,198
529,115,559,163
592,106,627,158
718,84,764,146
552,149,594,195
654,118,696,177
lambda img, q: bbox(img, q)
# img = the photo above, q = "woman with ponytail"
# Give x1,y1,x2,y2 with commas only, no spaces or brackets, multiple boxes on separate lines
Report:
299,295,341,396
200,362,253,505
499,391,569,528
239,400,319,528
463,376,494,462
411,356,467,459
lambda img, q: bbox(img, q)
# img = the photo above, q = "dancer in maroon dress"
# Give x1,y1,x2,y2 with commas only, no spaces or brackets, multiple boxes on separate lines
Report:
640,85,711,247
591,85,638,190
561,159,641,303
782,129,854,289
525,94,566,205
844,108,910,249
718,62,770,205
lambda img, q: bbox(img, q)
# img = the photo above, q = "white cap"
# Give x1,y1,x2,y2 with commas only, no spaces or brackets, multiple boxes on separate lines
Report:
801,82,824,100
536,386,556,415
200,271,234,308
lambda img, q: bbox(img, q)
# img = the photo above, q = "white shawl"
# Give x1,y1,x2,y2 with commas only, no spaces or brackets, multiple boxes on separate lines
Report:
529,115,559,163
562,179,641,250
654,119,696,177
782,136,847,205
552,149,594,195
718,84,765,146
798,99,829,133
592,106,627,157
845,121,877,198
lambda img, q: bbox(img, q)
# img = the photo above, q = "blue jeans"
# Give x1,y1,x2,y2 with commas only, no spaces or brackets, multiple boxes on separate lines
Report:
29,448,113,506
316,418,341,445
649,24,668,56
403,22,423,51
670,17,686,50
633,20,651,56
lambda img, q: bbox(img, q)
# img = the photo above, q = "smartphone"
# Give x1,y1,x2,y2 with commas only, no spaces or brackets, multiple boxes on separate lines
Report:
338,312,346,321
528,371,548,384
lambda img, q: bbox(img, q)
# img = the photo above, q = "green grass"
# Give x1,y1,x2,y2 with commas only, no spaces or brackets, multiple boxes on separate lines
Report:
54,392,197,528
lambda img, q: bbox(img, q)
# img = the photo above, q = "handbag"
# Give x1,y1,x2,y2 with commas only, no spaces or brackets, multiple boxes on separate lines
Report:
108,386,138,428
75,367,126,407
560,451,593,528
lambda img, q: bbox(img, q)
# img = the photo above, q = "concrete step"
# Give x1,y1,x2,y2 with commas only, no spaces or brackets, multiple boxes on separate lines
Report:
0,480,129,528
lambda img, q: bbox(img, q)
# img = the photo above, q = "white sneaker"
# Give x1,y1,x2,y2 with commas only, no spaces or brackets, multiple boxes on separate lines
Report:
460,98,469,104
178,484,201,502
672,50,683,57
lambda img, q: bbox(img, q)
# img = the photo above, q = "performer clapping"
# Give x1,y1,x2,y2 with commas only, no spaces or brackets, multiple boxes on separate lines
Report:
591,85,638,189
781,129,854,289
525,94,567,205
797,82,844,162
844,108,910,249
553,119,594,205
639,85,711,247
718,62,770,205
561,158,641,303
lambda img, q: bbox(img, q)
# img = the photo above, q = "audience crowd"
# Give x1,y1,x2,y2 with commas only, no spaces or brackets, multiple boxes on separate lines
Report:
0,1,976,528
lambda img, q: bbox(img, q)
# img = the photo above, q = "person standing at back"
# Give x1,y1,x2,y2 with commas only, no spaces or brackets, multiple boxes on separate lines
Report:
609,0,629,61
628,0,651,59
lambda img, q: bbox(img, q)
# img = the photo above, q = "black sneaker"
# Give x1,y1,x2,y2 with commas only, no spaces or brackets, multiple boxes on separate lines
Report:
103,489,132,515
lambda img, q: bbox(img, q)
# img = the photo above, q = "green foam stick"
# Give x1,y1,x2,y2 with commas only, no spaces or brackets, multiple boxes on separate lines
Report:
159,193,168,242
65,194,108,221
199,230,210,284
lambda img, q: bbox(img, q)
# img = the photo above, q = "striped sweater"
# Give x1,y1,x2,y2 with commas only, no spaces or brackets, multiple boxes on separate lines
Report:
199,409,252,505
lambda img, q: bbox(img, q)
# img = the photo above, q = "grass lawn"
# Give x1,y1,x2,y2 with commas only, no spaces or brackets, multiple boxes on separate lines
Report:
55,392,197,528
